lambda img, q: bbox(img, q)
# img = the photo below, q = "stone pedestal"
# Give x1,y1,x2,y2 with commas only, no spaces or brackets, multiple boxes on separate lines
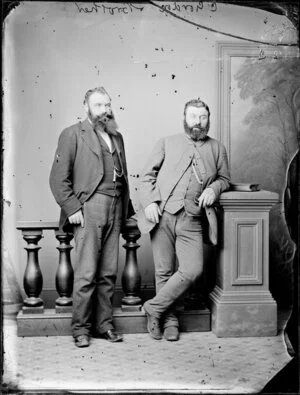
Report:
209,190,278,337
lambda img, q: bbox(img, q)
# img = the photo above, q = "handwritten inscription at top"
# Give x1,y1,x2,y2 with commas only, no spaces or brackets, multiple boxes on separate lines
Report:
159,1,217,13
75,3,144,14
75,2,217,15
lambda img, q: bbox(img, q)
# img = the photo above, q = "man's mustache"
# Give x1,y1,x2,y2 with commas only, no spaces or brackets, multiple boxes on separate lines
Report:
192,125,204,131
93,113,112,123
183,119,209,141
93,112,118,135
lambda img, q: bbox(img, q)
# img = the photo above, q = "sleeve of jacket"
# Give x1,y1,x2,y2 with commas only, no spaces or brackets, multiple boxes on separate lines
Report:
139,138,165,209
49,128,82,219
118,133,136,218
208,143,231,199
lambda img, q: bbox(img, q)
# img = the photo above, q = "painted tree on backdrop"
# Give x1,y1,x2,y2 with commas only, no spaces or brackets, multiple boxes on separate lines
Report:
233,57,300,305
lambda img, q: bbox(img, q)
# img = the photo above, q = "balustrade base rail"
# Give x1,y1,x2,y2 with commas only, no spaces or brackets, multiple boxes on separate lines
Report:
16,307,211,337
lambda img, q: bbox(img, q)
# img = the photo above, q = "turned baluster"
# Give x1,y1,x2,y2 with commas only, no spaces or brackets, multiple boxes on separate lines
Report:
121,219,142,311
22,230,44,313
55,231,74,313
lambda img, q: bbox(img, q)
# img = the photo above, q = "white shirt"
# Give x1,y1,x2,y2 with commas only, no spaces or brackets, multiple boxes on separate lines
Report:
98,130,112,153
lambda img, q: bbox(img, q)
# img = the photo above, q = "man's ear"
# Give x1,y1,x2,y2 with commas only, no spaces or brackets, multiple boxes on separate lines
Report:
84,102,88,114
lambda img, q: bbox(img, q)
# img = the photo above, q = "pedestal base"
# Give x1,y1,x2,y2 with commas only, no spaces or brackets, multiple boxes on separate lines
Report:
22,305,44,314
121,304,142,312
56,296,72,306
210,287,277,337
55,305,72,314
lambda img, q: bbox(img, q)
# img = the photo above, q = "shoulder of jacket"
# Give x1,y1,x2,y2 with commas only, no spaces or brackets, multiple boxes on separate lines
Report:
61,121,82,136
164,133,185,143
115,130,123,139
206,136,225,149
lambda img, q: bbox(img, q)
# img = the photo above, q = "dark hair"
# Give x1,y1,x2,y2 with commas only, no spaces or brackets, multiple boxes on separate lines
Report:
184,99,210,117
83,87,111,104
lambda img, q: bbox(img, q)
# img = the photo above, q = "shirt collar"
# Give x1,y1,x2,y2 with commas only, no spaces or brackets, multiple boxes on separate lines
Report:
184,133,207,147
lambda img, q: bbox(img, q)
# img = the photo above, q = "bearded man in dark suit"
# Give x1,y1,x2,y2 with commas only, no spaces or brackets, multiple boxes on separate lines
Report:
50,87,134,347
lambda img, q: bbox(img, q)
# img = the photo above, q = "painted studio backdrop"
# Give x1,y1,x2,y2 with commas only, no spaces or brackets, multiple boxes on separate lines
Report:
3,2,299,308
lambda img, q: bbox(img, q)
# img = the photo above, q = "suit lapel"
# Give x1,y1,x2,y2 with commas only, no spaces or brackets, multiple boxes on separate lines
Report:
111,134,125,172
80,119,101,158
111,134,121,156
160,135,194,207
173,135,195,178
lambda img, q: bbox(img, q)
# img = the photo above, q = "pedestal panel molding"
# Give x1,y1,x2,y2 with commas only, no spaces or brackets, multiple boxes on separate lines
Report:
232,218,263,285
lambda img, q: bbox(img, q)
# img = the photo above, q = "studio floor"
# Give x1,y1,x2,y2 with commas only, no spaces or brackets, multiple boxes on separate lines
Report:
2,309,295,394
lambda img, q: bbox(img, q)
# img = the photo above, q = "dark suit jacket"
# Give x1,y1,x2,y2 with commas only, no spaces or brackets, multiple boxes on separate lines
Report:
49,118,134,231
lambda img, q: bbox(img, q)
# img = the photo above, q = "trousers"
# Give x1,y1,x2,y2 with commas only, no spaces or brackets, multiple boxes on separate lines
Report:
146,210,204,328
71,193,122,337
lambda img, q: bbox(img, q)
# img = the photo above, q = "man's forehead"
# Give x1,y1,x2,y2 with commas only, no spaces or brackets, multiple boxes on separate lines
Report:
186,106,208,116
89,91,111,104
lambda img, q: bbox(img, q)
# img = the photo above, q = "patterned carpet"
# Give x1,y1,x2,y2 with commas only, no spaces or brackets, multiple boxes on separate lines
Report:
3,317,292,394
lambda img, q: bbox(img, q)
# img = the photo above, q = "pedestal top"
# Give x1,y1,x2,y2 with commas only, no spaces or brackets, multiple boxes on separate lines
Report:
220,190,278,201
219,190,279,208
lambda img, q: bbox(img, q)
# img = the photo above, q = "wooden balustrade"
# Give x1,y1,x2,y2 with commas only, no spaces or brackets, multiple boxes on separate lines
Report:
16,219,142,314
22,231,44,313
17,222,58,313
55,231,74,313
121,218,142,311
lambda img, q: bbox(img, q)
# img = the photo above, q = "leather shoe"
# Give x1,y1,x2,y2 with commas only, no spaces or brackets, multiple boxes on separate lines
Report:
74,334,90,348
98,329,123,342
164,326,179,341
142,304,162,340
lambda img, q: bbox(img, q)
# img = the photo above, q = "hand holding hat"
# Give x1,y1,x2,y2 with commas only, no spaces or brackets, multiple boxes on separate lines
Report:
197,188,218,246
198,188,216,208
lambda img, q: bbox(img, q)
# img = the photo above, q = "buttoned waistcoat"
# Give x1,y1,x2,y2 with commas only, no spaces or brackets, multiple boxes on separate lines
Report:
137,133,230,234
49,118,134,231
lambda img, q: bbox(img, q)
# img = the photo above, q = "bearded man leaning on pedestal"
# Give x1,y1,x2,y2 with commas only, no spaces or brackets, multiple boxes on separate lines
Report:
137,98,230,342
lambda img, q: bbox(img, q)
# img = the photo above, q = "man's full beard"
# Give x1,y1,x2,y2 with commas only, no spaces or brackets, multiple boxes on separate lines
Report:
89,111,119,136
184,119,210,141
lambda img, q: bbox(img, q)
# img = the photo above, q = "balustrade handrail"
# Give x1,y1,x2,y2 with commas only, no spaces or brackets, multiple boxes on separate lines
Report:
17,218,140,232
17,221,59,230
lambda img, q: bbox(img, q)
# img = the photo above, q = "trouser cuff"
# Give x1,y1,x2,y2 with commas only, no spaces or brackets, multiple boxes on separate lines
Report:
164,320,179,329
73,329,90,338
98,324,114,334
143,300,161,319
